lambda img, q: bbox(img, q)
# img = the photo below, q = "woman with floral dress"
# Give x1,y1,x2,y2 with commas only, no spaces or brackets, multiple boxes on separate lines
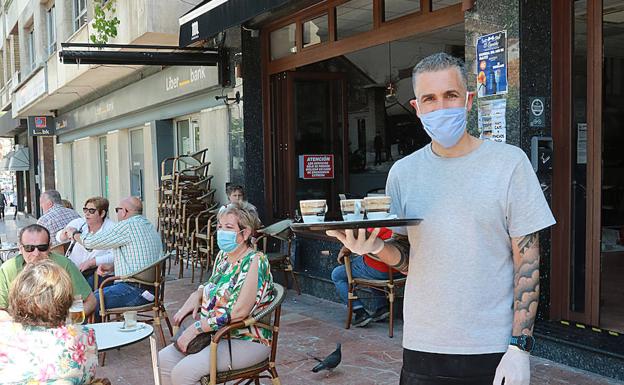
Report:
159,201,274,385
0,260,98,384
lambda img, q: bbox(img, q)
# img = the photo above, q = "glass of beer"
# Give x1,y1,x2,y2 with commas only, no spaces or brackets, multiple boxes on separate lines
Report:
68,296,85,324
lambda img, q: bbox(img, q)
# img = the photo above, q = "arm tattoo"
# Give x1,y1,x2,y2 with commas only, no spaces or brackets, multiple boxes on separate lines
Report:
386,234,410,273
512,232,540,335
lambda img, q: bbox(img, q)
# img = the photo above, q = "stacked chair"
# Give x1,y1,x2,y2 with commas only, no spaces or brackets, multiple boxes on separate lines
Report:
157,149,220,280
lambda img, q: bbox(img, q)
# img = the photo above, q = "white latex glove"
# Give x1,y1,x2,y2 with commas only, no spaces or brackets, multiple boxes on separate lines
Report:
493,346,530,385
326,228,384,256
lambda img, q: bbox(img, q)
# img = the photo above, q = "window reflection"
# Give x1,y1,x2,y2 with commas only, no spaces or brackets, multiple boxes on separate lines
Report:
337,0,374,40
304,14,329,48
384,0,421,22
432,0,462,11
270,24,297,60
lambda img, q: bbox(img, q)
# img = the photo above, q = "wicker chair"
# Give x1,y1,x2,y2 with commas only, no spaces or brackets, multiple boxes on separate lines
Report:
97,253,173,346
344,255,406,338
199,283,286,385
256,220,301,295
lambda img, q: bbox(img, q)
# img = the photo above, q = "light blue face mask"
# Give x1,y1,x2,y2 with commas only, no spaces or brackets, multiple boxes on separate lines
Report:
217,229,242,252
417,94,469,148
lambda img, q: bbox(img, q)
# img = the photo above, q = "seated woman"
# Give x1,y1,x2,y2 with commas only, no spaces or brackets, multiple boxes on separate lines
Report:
159,202,274,385
0,260,98,384
57,197,115,288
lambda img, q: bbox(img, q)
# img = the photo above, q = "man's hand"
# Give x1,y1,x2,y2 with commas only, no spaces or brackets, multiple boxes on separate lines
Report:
79,258,97,272
336,246,351,264
96,264,114,276
493,346,530,385
326,228,384,256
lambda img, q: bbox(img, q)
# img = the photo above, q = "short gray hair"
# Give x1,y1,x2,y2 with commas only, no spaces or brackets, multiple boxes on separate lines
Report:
412,52,468,93
42,190,62,205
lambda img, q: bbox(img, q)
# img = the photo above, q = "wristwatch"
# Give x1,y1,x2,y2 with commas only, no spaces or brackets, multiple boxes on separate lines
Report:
194,320,204,334
72,230,82,239
509,334,535,353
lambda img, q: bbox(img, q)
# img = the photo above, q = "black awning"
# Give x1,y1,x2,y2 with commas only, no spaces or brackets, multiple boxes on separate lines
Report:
179,0,290,47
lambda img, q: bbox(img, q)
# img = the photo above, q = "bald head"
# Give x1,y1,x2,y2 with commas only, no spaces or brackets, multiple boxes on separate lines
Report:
116,196,143,221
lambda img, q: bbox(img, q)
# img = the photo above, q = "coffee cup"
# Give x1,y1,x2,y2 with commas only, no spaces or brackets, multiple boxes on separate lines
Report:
340,199,363,221
299,200,327,223
123,310,138,329
363,196,391,220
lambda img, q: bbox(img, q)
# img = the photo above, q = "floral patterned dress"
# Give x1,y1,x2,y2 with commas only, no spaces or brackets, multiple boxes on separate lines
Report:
0,322,98,384
201,249,274,346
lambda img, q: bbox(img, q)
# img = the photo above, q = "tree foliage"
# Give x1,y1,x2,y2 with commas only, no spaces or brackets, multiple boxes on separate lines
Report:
90,0,121,45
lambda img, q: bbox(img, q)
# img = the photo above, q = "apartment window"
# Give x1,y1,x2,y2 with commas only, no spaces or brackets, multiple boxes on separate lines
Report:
73,0,87,32
99,136,109,198
47,5,56,55
27,29,35,72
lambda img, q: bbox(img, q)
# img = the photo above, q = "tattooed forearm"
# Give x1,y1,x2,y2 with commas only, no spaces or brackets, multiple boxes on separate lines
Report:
511,232,540,335
386,234,410,273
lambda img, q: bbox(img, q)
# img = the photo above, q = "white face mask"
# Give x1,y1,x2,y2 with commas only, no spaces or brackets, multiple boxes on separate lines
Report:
416,93,469,148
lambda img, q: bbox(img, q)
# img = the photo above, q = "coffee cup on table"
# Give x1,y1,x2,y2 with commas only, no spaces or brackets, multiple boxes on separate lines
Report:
123,310,138,329
340,199,363,222
299,200,327,223
363,196,391,220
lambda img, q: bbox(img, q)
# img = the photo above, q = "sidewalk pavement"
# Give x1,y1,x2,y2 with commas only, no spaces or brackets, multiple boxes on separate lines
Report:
0,210,37,243
96,265,624,385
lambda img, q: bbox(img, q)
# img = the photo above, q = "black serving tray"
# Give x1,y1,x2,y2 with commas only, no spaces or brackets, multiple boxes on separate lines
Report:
290,218,422,232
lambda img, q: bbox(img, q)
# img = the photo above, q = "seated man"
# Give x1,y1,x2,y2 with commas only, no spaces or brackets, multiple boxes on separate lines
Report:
0,224,96,318
57,196,115,289
69,197,162,316
331,227,400,327
37,190,80,245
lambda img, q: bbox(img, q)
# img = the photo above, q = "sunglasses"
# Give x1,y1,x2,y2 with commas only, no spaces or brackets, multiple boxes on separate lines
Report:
22,244,50,252
83,207,98,214
115,207,127,213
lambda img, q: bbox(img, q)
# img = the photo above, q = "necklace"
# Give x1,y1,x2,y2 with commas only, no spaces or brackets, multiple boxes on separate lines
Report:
226,246,251,264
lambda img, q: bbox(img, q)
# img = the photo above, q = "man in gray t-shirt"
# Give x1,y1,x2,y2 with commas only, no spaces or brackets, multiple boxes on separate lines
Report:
328,53,555,385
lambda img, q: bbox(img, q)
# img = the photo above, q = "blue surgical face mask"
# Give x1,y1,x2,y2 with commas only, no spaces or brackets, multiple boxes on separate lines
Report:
417,93,469,148
217,229,242,252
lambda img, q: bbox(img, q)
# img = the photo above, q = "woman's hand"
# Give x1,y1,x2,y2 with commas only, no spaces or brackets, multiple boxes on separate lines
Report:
175,324,199,353
173,290,202,326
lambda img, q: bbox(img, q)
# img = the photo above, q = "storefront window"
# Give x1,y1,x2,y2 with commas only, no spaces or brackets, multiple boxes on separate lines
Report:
432,0,462,11
129,129,144,200
336,0,374,40
384,0,421,22
176,120,192,155
303,14,329,48
98,137,108,198
229,104,245,183
270,23,296,60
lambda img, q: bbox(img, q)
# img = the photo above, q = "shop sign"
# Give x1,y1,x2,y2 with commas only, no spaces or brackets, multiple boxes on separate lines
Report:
529,97,545,128
13,68,47,116
28,116,56,136
476,31,508,98
298,154,334,179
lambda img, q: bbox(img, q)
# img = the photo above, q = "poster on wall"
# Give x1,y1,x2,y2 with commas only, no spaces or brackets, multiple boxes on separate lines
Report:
577,123,587,164
478,98,507,143
298,154,334,179
476,31,508,97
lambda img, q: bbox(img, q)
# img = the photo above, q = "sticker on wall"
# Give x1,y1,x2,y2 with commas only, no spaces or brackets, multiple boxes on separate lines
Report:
476,31,508,98
298,155,334,179
478,98,507,143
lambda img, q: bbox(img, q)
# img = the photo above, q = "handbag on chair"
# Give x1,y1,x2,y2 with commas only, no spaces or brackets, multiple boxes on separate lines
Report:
171,325,214,355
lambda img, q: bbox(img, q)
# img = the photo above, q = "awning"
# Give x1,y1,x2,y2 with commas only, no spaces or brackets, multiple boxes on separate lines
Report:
179,0,290,47
0,151,14,171
8,147,29,172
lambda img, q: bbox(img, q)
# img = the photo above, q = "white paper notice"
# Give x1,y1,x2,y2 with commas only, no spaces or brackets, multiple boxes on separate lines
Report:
478,98,507,143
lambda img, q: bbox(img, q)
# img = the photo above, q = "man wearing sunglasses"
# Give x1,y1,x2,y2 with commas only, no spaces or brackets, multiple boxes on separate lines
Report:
0,224,96,318
68,196,162,316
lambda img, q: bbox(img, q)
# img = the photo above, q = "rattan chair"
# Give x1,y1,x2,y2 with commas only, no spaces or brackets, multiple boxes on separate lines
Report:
200,283,286,385
256,220,301,295
97,253,173,346
344,255,406,338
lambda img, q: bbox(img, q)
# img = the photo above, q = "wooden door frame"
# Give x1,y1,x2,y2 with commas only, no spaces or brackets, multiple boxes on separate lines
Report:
551,0,602,325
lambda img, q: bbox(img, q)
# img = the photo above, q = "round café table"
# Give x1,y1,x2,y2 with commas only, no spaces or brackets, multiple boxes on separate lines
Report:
87,322,162,384
0,242,19,263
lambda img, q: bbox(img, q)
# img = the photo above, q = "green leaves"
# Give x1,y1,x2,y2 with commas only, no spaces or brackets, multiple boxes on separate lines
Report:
89,0,121,45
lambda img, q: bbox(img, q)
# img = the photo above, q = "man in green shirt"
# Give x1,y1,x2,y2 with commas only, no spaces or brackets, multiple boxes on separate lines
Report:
0,224,95,318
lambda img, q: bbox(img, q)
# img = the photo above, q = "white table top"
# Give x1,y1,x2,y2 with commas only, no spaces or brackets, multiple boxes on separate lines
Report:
87,321,153,351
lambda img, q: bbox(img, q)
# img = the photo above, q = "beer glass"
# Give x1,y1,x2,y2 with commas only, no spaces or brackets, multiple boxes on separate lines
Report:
68,296,85,324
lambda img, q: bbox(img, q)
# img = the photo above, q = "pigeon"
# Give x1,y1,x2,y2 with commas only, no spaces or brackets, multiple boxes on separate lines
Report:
311,343,342,373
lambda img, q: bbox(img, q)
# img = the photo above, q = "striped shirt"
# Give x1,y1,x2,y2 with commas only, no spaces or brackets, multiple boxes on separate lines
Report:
37,204,80,245
80,215,162,276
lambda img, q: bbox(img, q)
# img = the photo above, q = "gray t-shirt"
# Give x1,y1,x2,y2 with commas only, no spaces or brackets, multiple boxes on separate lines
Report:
386,140,555,354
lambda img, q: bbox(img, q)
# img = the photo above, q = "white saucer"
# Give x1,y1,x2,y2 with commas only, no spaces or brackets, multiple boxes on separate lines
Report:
118,323,145,332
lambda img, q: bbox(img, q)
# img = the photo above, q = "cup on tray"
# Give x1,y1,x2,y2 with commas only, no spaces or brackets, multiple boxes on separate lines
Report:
363,196,391,220
340,199,363,222
299,200,327,223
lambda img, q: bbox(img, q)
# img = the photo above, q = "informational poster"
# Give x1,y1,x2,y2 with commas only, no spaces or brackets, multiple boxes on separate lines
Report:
577,123,587,164
298,154,334,179
476,31,508,98
478,98,507,143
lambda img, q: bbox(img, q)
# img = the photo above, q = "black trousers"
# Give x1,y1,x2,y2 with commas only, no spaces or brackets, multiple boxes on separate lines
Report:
400,349,504,385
